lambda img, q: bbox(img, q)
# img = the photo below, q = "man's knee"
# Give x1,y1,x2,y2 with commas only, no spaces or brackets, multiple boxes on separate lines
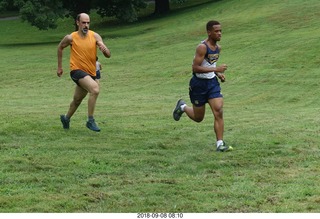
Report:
90,86,100,96
194,118,203,123
192,105,205,122
213,108,223,119
194,115,204,123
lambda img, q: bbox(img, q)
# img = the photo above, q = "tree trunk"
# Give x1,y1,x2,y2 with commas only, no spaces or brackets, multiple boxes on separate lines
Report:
154,0,170,14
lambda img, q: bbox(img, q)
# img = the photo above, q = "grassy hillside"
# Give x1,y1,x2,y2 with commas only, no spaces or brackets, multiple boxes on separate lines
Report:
0,0,320,212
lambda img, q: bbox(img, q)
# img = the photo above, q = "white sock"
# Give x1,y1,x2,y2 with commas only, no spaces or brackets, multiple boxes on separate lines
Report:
216,140,223,147
180,104,186,111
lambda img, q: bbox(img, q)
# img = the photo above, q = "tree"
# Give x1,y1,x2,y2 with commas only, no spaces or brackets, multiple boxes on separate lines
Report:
0,0,17,10
0,0,188,30
154,0,186,14
0,0,147,29
95,0,147,23
63,0,93,18
154,0,170,14
12,0,65,30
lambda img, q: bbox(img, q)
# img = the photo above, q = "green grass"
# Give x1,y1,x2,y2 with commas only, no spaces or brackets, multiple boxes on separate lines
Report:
1,0,320,213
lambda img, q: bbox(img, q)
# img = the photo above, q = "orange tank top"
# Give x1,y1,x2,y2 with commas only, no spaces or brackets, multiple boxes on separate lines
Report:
70,30,97,76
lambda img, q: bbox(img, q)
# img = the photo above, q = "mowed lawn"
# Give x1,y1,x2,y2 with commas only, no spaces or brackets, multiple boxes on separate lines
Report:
0,0,320,213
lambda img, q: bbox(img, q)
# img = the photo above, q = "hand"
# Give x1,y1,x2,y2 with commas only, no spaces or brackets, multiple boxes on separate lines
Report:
57,68,63,77
216,72,225,82
217,64,227,73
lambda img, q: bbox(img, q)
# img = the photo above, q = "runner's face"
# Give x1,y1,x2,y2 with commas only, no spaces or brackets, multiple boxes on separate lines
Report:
78,15,90,35
209,25,222,41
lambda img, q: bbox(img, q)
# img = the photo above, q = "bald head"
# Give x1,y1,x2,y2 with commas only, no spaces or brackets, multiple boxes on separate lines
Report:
76,13,90,21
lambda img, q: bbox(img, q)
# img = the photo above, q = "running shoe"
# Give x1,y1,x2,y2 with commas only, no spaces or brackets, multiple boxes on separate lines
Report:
60,115,70,129
86,119,101,132
216,141,233,152
173,99,186,121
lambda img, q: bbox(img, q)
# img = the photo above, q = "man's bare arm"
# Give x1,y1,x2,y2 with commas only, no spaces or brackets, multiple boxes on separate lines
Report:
95,33,111,58
57,35,72,77
192,44,227,74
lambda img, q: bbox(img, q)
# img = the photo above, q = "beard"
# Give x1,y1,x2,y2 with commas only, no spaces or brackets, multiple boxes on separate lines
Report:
82,28,88,34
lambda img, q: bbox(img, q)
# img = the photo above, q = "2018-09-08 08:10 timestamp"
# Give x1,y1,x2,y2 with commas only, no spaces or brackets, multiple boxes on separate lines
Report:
137,213,183,218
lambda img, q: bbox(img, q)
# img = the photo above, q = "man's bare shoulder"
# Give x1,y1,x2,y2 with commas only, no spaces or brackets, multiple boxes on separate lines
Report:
65,33,73,41
58,33,73,48
196,42,206,49
60,33,73,43
195,43,207,55
93,32,102,40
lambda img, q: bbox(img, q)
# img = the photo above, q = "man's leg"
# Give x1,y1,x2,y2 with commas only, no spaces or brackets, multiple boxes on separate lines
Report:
78,76,99,116
78,76,100,131
184,104,205,123
173,99,205,122
208,98,224,141
60,85,87,129
67,85,88,118
208,98,232,152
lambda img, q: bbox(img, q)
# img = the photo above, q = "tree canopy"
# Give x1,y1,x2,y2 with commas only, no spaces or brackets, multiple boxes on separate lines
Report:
0,0,186,30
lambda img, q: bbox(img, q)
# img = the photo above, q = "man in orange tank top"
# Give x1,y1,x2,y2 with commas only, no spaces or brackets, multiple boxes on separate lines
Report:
57,13,111,132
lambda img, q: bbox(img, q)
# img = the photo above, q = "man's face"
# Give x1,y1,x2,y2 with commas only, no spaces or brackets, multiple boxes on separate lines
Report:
78,15,90,35
209,25,222,41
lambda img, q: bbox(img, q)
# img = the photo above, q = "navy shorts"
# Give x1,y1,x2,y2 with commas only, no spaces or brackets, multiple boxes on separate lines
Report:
189,75,223,107
96,70,101,79
70,70,96,86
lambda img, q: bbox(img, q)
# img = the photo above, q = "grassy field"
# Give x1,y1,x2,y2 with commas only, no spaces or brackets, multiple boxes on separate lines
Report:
0,0,320,213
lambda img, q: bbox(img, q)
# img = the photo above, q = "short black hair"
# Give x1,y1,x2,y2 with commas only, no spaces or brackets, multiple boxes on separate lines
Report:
206,20,220,31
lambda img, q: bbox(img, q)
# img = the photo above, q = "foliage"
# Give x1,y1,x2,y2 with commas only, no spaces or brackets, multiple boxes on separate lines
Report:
62,0,93,18
13,0,65,29
95,0,147,23
0,0,193,30
0,0,15,10
0,0,150,29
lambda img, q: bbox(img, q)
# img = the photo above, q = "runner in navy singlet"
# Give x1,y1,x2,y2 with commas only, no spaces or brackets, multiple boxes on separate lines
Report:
173,20,233,152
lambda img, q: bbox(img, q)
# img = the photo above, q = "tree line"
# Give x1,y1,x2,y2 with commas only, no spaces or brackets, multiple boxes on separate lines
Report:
0,0,186,30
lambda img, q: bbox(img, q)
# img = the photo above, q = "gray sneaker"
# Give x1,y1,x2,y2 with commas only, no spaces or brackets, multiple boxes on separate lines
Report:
60,115,70,129
173,99,186,121
216,141,233,152
86,119,100,132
